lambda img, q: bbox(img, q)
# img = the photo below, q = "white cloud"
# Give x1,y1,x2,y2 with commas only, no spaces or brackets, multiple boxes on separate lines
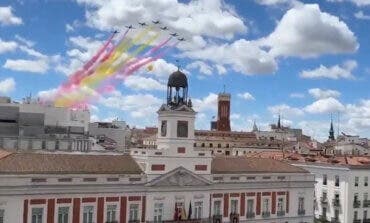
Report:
100,92,162,118
37,88,58,101
300,60,357,79
354,11,370,19
0,6,23,26
3,59,49,74
183,39,277,75
237,92,255,101
263,4,358,58
0,78,15,94
192,93,218,112
268,104,304,116
304,97,345,114
124,75,165,91
186,61,213,75
0,38,17,54
255,0,300,6
66,24,74,32
308,88,341,99
215,64,227,75
346,99,370,129
290,93,305,98
146,59,179,79
15,35,35,47
76,0,246,40
329,0,370,6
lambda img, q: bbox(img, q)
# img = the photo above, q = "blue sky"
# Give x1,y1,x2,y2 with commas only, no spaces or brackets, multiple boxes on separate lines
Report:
1,0,370,141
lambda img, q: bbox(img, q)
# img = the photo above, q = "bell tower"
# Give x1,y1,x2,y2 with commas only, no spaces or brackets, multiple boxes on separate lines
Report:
217,92,231,132
157,69,195,151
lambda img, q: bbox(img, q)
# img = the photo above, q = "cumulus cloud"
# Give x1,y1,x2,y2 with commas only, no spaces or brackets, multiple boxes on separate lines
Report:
0,78,15,94
304,97,345,113
186,61,213,76
237,92,255,101
262,4,358,58
0,6,23,26
15,35,35,47
124,75,166,91
0,38,17,54
255,0,300,6
268,104,304,116
183,39,277,75
76,0,246,40
3,59,49,73
354,10,370,19
308,88,341,99
300,60,357,79
192,93,218,112
100,91,162,118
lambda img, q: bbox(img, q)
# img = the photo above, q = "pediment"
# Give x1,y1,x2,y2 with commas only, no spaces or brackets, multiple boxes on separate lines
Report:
147,167,212,187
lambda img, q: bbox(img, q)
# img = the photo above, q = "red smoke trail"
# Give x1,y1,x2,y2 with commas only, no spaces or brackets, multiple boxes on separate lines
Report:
99,28,130,63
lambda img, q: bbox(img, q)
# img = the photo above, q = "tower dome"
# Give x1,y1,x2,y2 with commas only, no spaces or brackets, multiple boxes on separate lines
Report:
167,70,188,89
166,69,190,107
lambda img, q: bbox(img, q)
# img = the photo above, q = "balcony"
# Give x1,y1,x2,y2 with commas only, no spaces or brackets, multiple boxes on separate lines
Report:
353,200,361,208
331,217,340,223
277,210,285,217
319,215,328,222
262,211,270,218
246,212,255,219
128,220,140,223
106,221,118,223
212,214,223,223
363,219,370,223
162,219,209,223
321,197,329,205
298,209,305,216
353,219,361,223
332,198,341,208
363,200,370,208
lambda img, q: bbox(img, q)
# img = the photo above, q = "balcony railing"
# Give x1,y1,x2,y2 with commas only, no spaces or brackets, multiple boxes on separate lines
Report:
363,200,370,208
332,198,341,208
106,221,118,223
212,215,222,223
353,219,361,223
162,218,210,223
277,210,285,217
298,209,305,216
321,197,329,205
353,200,361,208
262,211,270,218
363,219,370,223
331,217,340,223
128,220,140,223
319,215,328,222
246,212,255,219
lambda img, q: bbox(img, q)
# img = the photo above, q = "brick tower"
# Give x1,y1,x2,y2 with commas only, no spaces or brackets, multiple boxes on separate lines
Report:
217,92,231,131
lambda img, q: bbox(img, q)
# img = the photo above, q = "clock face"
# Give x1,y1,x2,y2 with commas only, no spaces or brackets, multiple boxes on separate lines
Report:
177,121,188,138
161,120,167,137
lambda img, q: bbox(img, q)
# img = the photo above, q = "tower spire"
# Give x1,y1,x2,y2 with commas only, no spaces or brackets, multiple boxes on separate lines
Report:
277,114,281,129
329,113,335,141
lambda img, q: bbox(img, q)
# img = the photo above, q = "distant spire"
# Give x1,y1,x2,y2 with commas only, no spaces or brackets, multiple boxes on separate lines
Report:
329,113,335,141
223,84,226,93
277,114,281,129
252,120,258,132
175,59,180,71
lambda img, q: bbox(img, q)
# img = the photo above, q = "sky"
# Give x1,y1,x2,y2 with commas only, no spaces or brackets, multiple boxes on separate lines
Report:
1,0,370,141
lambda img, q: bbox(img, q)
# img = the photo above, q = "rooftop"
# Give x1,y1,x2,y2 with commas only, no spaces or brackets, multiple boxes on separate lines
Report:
211,156,309,174
0,150,143,174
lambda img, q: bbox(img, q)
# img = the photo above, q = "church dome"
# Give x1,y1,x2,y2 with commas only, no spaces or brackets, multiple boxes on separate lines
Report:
167,70,188,88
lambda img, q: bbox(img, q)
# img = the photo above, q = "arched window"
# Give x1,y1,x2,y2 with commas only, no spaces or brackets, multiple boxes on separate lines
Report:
210,143,213,148
218,143,221,148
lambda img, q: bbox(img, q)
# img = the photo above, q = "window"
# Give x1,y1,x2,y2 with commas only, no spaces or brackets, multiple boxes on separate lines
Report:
322,192,327,201
247,199,254,214
364,210,368,220
277,198,284,212
354,193,359,202
160,121,167,137
364,193,368,201
262,198,269,212
334,209,339,220
177,121,188,138
213,200,221,215
218,144,221,148
32,208,43,223
298,197,304,212
83,206,94,223
365,177,368,187
0,209,4,223
58,207,69,223
322,207,327,218
154,203,163,223
335,175,340,187
106,205,117,223
201,143,205,147
194,201,203,219
129,204,139,221
355,176,359,187
354,211,358,220
323,174,327,185
230,200,238,214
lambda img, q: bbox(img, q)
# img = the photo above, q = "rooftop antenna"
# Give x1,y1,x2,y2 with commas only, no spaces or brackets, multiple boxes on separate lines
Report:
223,84,226,93
175,59,180,71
